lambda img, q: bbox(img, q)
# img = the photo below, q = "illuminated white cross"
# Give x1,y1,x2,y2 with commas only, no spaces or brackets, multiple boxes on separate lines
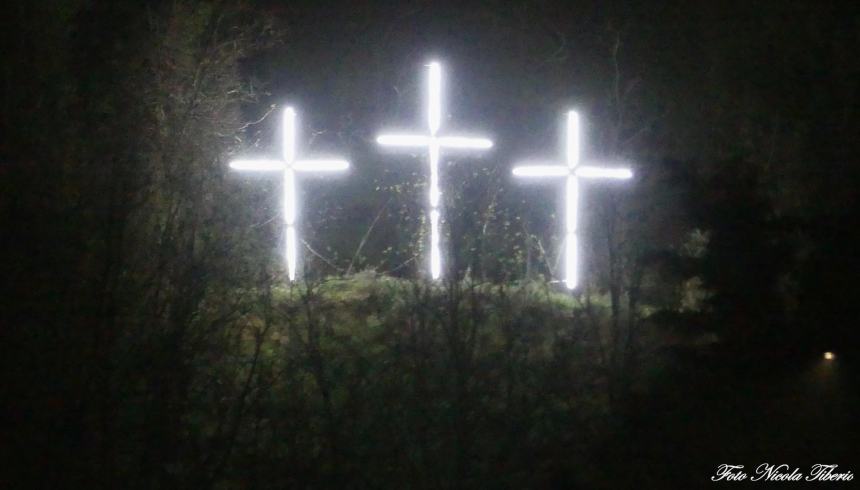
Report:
230,107,349,281
376,61,493,280
513,111,632,289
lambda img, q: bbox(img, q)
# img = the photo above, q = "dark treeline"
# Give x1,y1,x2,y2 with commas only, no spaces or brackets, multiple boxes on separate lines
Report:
2,0,858,488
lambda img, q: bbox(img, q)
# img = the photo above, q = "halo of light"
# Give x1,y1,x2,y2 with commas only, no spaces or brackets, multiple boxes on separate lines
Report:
512,110,632,289
376,61,493,281
230,107,349,281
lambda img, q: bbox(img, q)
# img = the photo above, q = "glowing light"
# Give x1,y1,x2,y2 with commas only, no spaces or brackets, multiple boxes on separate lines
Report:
376,61,493,280
576,166,633,179
512,110,632,289
428,62,442,134
566,111,579,167
430,209,441,279
230,106,349,281
823,352,835,361
286,226,297,280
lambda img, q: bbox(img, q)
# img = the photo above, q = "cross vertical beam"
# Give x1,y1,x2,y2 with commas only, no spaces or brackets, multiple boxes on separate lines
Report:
376,61,493,279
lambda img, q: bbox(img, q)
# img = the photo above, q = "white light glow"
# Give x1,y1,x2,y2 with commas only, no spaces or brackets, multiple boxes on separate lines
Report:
567,111,579,168
430,209,441,279
823,352,835,361
376,61,492,280
230,106,349,281
576,166,633,179
283,107,296,163
566,174,578,235
429,143,441,207
428,62,442,135
284,168,296,225
512,110,632,289
286,226,297,281
565,232,577,289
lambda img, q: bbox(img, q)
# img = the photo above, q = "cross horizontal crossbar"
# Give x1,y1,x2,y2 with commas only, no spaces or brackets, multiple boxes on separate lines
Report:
376,135,492,149
512,165,632,179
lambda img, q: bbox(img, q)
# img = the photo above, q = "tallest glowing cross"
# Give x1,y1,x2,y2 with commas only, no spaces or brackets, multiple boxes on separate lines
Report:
513,111,632,289
376,62,493,280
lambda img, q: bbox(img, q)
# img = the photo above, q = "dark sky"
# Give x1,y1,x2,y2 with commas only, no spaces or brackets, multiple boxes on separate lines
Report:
234,0,856,167
215,0,858,281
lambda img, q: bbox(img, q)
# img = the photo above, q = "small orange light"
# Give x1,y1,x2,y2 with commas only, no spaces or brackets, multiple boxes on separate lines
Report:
823,352,835,360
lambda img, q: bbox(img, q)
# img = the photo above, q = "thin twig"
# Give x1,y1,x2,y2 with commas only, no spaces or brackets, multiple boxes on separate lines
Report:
301,239,342,273
236,104,277,132
346,196,392,275
381,254,418,275
251,214,279,228
535,237,556,277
